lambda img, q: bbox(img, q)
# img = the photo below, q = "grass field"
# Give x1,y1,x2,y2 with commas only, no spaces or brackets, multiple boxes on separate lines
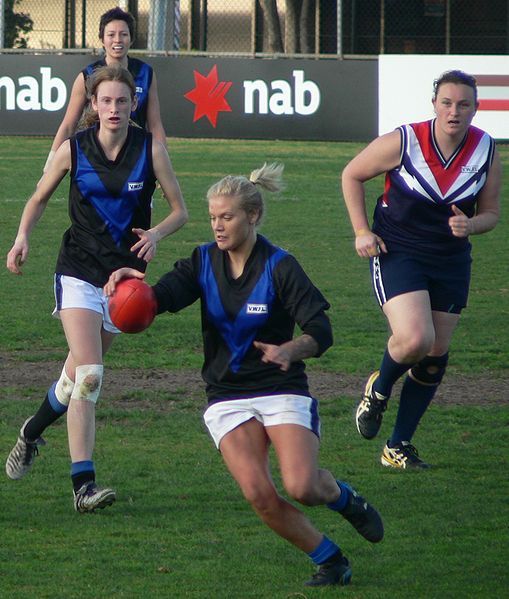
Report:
0,137,508,598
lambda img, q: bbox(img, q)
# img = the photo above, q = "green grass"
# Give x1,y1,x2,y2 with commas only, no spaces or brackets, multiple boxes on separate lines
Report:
0,137,508,597
1,398,507,598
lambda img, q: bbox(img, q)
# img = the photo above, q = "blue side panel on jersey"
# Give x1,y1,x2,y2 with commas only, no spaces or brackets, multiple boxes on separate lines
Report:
199,243,287,373
75,137,149,246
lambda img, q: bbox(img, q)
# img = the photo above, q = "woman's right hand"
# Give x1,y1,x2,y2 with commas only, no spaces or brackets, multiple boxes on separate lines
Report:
104,267,145,296
6,239,28,275
355,230,387,259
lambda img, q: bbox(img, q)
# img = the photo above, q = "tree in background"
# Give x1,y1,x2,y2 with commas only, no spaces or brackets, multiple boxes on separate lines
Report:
4,0,34,48
259,0,314,54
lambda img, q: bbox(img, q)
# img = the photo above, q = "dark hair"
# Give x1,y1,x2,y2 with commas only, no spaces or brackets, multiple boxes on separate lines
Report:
79,65,137,129
206,163,285,226
99,8,136,41
433,70,477,102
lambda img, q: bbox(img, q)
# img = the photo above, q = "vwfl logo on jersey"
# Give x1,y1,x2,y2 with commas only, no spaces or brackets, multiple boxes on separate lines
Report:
128,182,144,191
461,165,479,173
246,303,268,314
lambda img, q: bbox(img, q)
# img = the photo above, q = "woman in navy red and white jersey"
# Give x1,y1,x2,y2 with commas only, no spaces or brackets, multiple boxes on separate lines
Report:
42,7,166,174
5,66,188,512
341,70,501,469
104,163,384,588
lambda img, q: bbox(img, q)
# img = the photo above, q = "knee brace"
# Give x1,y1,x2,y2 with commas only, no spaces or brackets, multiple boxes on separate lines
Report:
410,353,448,386
70,364,104,404
54,366,75,407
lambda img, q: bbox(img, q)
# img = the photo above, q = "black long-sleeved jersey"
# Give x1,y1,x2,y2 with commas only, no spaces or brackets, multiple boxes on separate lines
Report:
153,235,333,404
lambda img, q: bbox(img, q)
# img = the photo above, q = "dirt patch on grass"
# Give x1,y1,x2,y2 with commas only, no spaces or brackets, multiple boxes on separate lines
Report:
1,351,506,408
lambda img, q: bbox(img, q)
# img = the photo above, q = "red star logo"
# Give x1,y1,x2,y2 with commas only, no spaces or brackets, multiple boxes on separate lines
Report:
184,65,232,127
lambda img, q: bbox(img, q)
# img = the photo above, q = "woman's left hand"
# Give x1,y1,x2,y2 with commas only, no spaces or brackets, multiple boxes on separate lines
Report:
131,228,159,262
449,205,473,238
253,341,292,371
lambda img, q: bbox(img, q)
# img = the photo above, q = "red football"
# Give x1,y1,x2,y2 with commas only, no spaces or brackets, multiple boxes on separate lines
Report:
108,278,157,333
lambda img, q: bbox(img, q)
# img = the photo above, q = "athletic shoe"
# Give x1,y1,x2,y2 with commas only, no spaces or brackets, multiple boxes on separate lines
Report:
305,552,352,587
355,371,388,439
73,481,116,513
5,417,46,480
340,484,384,543
381,441,430,470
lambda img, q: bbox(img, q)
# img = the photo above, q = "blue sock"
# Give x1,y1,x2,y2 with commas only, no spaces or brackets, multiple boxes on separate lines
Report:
71,460,94,476
47,382,69,415
326,481,350,512
374,350,412,398
390,375,437,445
71,460,95,492
308,535,341,565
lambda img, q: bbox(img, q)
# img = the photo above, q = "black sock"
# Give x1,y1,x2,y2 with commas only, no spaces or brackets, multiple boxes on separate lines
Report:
24,388,66,441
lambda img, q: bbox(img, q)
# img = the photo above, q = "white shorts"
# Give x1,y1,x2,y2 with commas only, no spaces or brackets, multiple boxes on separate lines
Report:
53,274,121,334
203,393,320,449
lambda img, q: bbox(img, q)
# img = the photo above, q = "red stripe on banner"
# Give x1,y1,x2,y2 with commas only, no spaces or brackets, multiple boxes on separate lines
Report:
474,75,509,86
478,99,509,110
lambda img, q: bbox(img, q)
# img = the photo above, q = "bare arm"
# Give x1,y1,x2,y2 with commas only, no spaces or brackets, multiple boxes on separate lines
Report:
448,147,502,237
130,140,188,262
341,130,402,257
43,73,87,172
7,141,71,274
145,72,167,147
253,334,319,372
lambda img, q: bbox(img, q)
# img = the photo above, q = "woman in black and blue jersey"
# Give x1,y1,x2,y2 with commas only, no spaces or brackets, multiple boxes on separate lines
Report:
6,66,187,512
105,163,384,588
42,7,167,174
341,70,501,469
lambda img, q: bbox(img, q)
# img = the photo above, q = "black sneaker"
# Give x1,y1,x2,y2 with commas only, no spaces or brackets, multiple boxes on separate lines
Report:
305,552,352,587
5,417,46,480
381,441,430,470
340,484,384,543
356,371,388,439
74,481,116,513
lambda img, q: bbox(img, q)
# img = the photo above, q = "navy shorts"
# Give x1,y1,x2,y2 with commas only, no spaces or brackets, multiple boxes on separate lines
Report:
369,250,472,314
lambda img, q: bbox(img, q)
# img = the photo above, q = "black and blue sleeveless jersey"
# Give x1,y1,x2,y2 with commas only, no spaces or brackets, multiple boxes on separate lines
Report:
153,235,333,403
83,57,153,129
55,125,156,287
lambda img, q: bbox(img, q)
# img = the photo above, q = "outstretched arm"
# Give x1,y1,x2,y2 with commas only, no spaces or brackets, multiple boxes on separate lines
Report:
7,141,71,274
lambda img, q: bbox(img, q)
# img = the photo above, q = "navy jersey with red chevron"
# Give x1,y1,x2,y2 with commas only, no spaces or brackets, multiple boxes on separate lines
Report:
372,119,495,255
83,57,153,129
55,125,156,287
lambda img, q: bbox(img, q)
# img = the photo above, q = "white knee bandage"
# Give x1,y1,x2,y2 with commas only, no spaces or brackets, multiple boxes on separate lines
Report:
70,364,104,404
55,366,75,407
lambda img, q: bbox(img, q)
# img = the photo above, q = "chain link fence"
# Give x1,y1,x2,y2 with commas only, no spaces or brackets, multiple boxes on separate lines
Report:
2,0,508,56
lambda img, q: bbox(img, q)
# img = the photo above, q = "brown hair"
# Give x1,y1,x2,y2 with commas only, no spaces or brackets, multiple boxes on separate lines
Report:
433,70,478,103
99,7,136,41
79,65,137,129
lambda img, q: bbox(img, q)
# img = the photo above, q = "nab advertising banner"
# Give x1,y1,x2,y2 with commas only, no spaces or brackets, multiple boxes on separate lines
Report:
0,54,377,141
379,55,509,139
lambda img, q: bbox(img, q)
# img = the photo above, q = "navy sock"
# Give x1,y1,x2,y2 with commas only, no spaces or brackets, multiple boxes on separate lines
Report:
308,536,341,565
326,481,350,512
71,460,95,492
390,375,437,445
24,383,68,441
374,350,412,398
